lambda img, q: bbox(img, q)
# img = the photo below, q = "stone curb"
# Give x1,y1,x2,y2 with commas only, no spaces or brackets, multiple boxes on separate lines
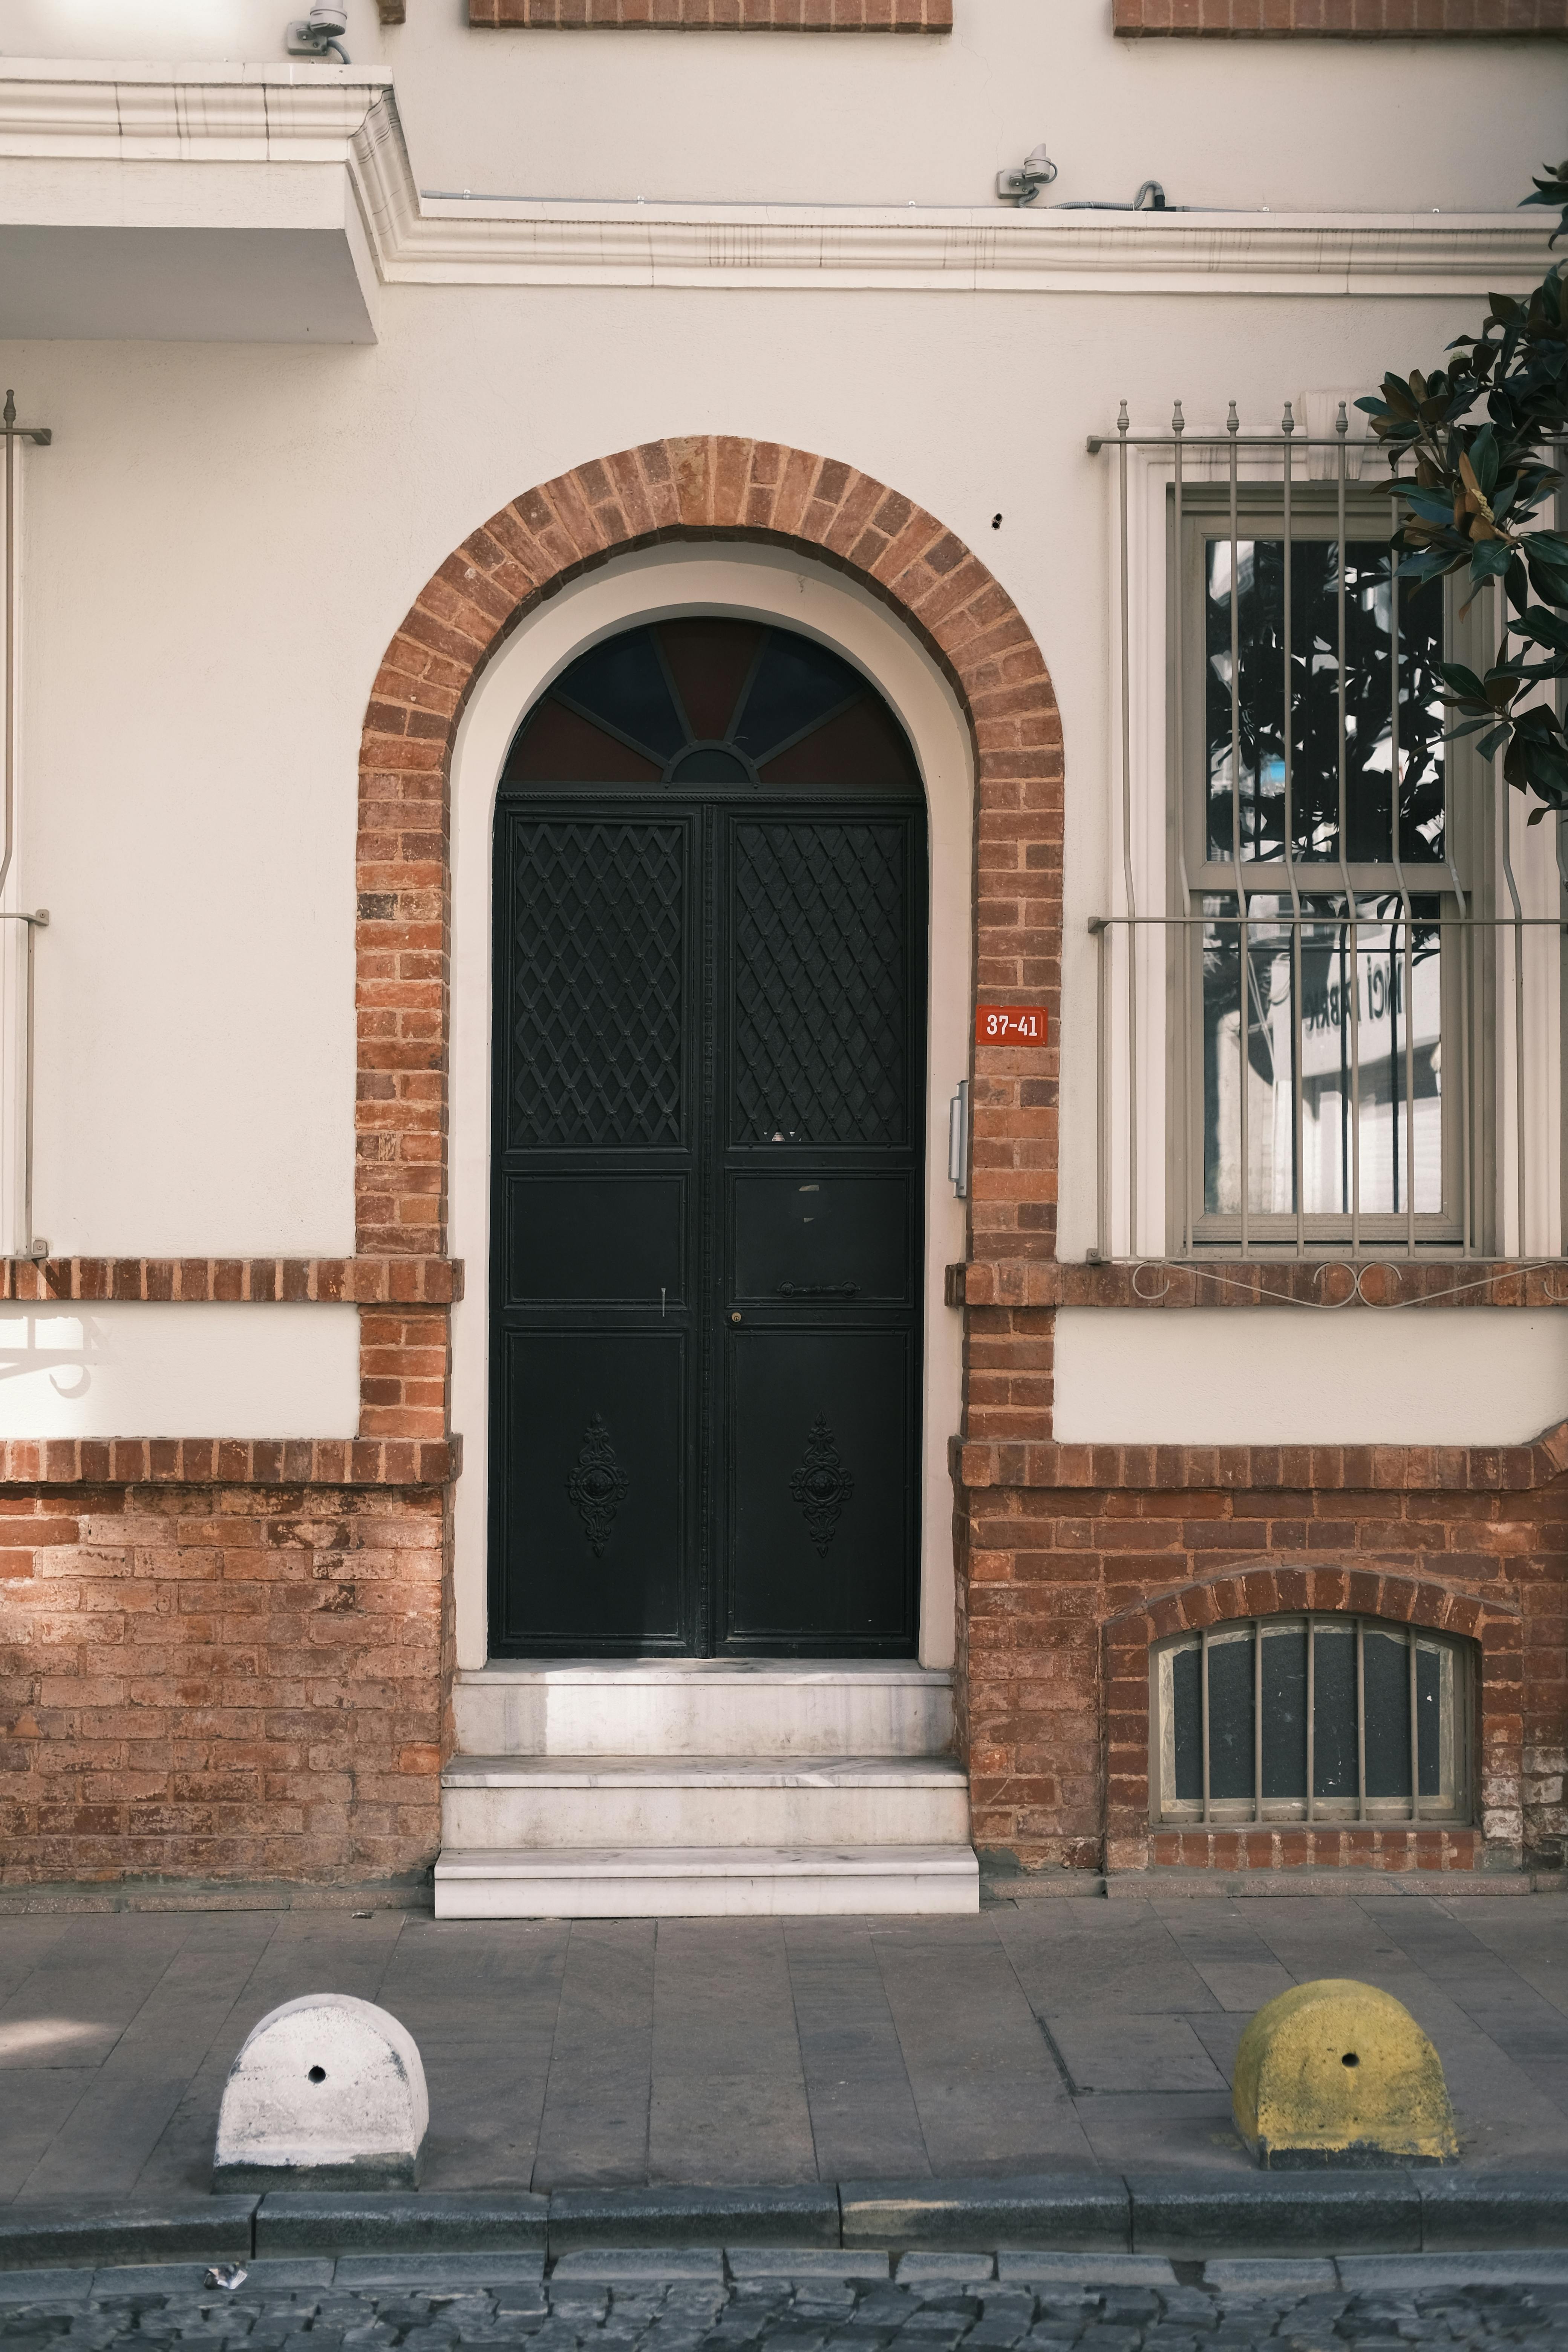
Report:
5,2170,1568,2272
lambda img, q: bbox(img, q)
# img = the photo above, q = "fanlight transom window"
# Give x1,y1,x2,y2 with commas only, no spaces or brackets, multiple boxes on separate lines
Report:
1153,1613,1472,1827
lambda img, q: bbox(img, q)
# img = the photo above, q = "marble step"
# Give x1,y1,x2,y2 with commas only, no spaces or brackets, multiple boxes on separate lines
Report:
441,1752,970,1851
433,1842,980,1919
452,1660,955,1759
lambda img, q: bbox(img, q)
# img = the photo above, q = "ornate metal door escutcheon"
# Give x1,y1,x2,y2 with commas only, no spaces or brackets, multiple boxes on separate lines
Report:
567,1415,629,1557
790,1415,855,1558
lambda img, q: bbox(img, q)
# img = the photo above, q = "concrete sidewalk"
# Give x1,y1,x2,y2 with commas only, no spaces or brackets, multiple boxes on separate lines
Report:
5,1893,1568,2203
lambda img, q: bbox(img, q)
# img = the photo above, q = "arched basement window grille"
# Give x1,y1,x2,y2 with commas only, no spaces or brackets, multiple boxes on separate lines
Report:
1152,1616,1473,1827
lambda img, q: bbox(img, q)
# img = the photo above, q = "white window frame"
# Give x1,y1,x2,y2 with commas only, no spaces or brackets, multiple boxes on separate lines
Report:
1100,416,1564,1263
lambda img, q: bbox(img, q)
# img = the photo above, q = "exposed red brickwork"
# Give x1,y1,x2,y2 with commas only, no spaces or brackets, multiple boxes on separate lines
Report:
0,1258,462,1305
0,1485,449,1886
0,1439,460,1487
470,0,951,26
1114,0,1565,29
1150,1828,1481,1868
358,436,1061,1276
957,1473,1566,1877
956,1415,1568,1498
360,1309,451,1443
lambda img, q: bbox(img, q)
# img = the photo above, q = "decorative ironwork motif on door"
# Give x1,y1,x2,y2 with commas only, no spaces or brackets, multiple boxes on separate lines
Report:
789,1415,855,1557
732,822,908,1147
509,821,684,1149
567,1415,630,1557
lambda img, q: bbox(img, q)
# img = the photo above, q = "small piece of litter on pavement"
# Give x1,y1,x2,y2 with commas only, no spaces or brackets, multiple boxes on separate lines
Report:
206,2266,247,2291
352,1911,372,1918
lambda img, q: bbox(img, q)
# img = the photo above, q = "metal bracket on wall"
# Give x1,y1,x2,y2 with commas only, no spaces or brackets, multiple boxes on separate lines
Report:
948,1078,969,1199
2,393,51,1263
0,909,49,1261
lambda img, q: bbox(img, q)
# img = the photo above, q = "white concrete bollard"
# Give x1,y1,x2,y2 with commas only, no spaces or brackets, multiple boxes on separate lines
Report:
213,1994,429,2191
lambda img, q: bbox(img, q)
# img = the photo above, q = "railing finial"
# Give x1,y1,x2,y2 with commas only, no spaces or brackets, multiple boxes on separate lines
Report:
1,393,12,431
1282,400,1295,436
1336,400,1349,438
1171,400,1185,436
1227,400,1239,437
1117,399,1129,438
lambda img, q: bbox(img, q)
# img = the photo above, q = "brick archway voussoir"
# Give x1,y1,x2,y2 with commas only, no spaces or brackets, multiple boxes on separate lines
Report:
355,435,1064,1259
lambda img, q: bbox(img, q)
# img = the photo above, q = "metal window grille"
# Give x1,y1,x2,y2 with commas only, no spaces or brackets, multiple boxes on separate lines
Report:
1090,403,1567,1264
1151,1614,1472,1828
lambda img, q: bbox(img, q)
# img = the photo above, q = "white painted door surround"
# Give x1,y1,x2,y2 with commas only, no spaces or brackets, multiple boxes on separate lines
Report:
446,541,977,1677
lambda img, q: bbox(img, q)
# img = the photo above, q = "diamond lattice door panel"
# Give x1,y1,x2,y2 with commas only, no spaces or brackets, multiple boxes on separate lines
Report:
490,619,926,1658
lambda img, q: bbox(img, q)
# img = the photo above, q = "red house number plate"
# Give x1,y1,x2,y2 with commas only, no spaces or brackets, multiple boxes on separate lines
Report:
975,1004,1049,1047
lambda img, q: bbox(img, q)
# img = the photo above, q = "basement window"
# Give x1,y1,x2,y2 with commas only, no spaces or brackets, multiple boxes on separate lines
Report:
1152,1615,1472,1827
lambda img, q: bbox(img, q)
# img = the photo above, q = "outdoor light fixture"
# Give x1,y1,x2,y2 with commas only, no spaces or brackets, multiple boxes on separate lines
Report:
286,5,351,60
995,143,1057,206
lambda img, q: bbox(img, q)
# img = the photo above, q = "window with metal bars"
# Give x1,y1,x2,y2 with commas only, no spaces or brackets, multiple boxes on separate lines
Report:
1176,488,1478,1251
1151,1615,1473,1827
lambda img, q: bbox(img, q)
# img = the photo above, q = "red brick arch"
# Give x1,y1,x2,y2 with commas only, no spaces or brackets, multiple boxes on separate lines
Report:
355,435,1064,1309
1104,1562,1522,1877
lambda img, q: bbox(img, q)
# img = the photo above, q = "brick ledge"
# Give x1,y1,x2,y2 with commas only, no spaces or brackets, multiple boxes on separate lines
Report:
470,0,952,24
0,1257,463,1304
947,1259,1568,1309
1114,0,1568,31
0,1435,462,1485
952,1416,1568,1492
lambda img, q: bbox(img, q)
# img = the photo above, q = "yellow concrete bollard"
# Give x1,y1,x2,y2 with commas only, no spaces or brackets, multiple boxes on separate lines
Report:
1233,1977,1458,2168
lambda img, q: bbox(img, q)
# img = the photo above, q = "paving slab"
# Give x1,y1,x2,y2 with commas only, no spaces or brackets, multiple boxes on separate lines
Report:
6,1893,1568,2202
1338,2250,1568,2286
332,2252,547,2286
994,2254,1179,2286
726,2250,891,2281
549,2249,725,2282
1202,2256,1338,2289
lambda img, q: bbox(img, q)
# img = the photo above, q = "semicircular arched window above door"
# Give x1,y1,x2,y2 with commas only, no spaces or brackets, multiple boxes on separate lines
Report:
502,617,921,795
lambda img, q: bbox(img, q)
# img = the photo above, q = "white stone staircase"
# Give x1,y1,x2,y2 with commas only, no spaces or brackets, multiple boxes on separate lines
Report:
433,1661,978,1917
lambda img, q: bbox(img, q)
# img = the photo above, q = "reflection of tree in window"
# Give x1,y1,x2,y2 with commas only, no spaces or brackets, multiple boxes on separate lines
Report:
1204,539,1445,868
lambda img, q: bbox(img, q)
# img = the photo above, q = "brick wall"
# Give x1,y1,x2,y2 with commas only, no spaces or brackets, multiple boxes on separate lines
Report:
0,1484,449,1886
959,1455,1568,1876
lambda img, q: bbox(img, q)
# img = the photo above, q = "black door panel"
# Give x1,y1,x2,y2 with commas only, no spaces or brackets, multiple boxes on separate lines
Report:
490,619,925,1658
732,1177,910,1303
726,1330,915,1649
494,1329,687,1651
504,1174,686,1305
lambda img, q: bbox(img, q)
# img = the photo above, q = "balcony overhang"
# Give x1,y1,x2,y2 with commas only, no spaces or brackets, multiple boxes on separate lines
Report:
0,61,394,343
0,57,1552,342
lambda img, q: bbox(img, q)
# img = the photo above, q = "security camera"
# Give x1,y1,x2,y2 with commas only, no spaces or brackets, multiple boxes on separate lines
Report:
286,5,350,58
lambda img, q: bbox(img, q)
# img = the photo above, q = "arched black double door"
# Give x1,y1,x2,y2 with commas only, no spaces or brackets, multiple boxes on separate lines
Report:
489,617,926,1657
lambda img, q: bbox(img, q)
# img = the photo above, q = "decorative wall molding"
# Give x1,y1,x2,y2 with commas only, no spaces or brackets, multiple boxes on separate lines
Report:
0,64,1553,305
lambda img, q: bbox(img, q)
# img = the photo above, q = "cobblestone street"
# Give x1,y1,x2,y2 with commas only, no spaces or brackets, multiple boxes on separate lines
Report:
6,2266,1568,2352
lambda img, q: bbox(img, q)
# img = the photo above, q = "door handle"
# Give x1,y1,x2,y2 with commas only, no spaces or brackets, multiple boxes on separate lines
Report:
776,1283,860,1298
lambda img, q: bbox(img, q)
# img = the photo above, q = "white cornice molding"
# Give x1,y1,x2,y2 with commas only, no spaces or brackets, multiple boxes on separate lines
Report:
0,61,1556,299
